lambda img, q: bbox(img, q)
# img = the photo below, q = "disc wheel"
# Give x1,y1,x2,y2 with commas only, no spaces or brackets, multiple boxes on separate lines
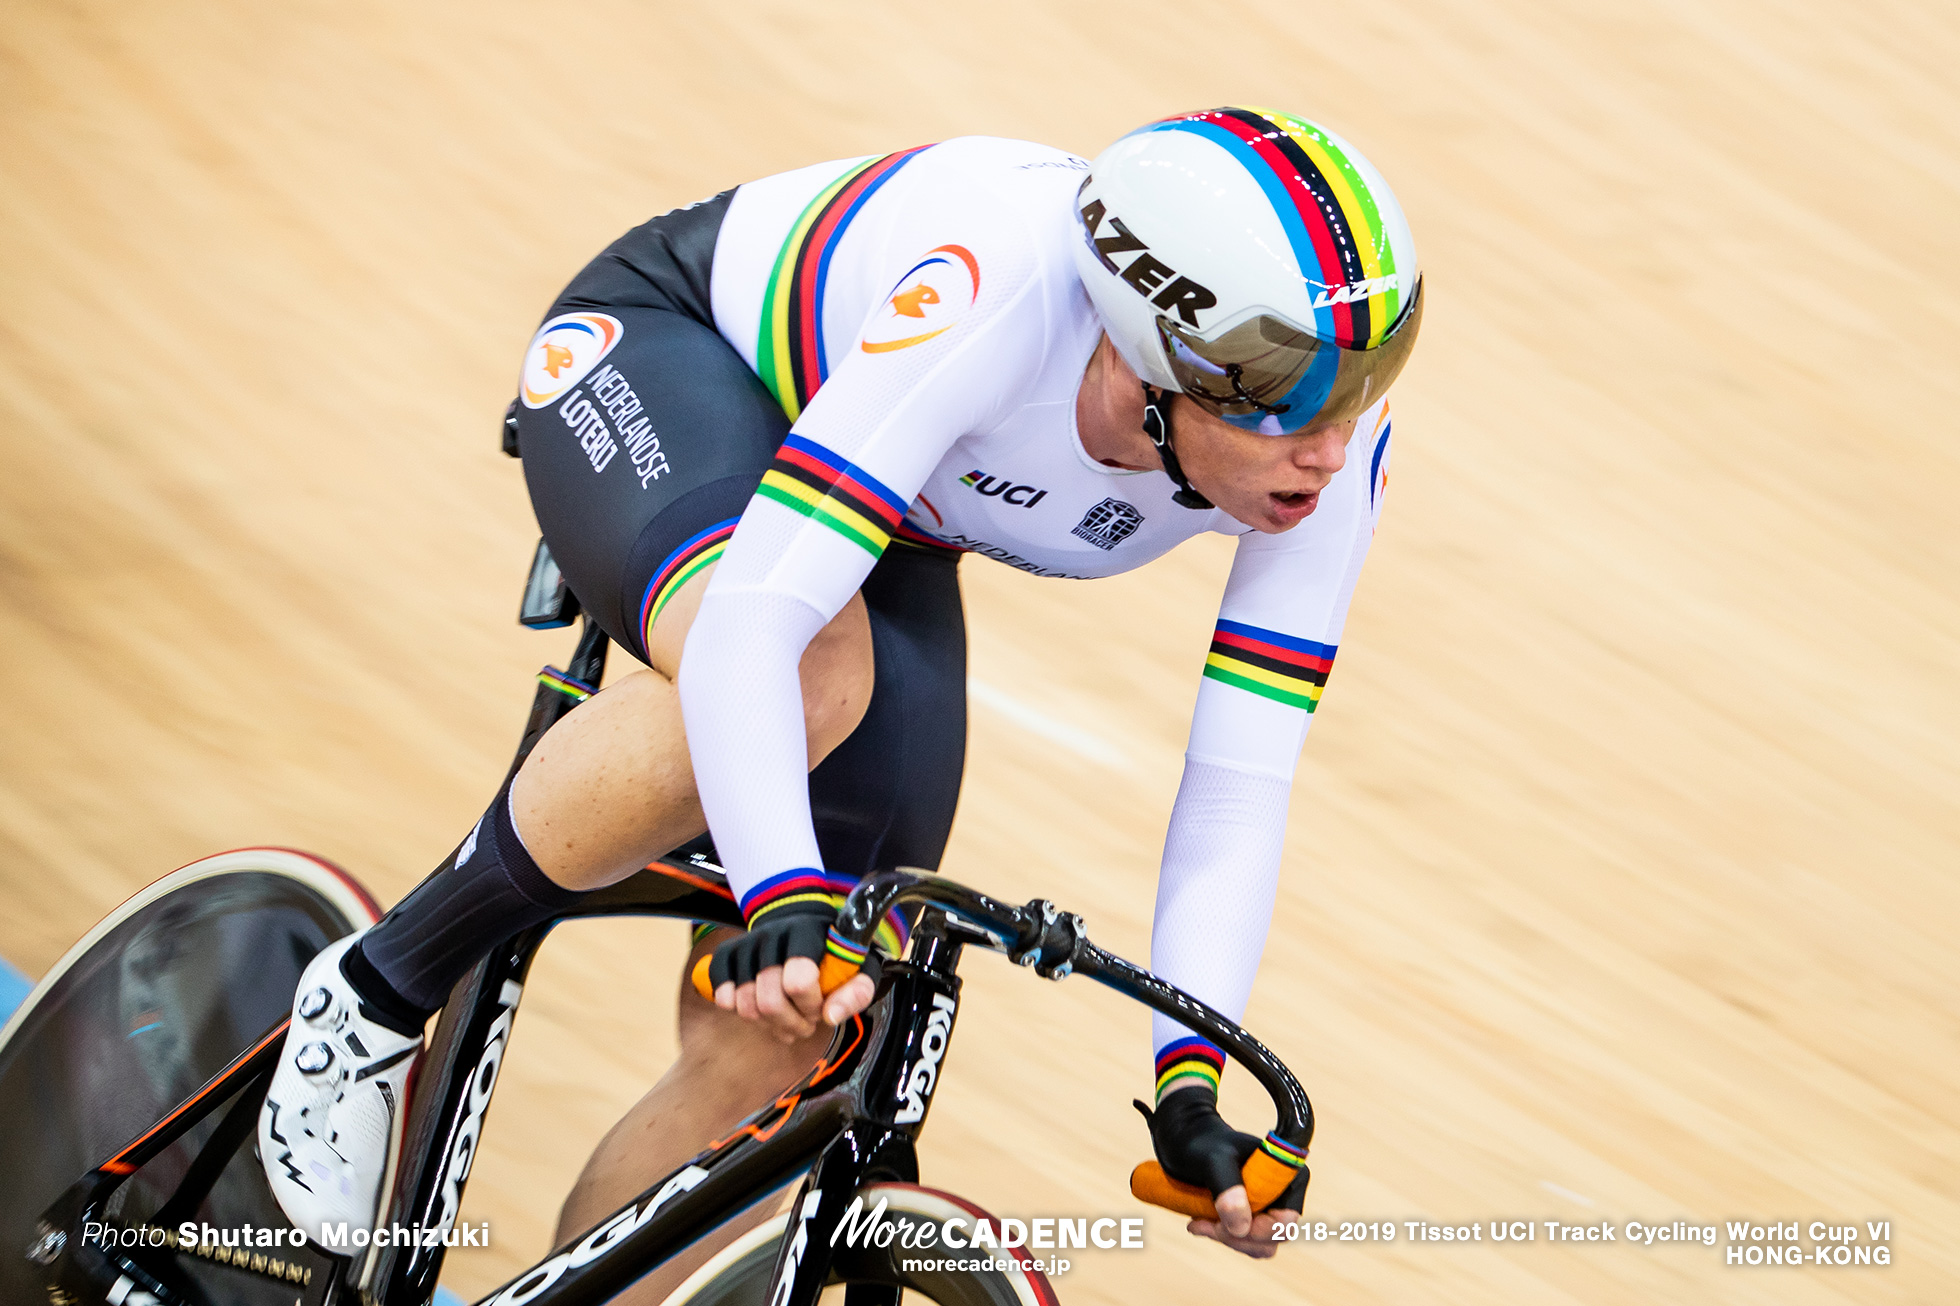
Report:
661,1183,1060,1306
0,847,379,1305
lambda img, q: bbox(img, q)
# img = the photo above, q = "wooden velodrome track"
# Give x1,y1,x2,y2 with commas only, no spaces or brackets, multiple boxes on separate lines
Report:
3,0,1955,1302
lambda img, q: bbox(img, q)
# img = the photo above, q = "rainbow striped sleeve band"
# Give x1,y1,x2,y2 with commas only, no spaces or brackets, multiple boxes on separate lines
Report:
639,518,740,654
742,866,909,958
1155,1035,1226,1102
757,434,907,557
1203,619,1337,712
757,146,929,419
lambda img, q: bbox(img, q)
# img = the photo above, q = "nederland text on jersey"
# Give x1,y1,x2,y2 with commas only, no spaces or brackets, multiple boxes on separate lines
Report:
1203,619,1336,711
757,435,907,556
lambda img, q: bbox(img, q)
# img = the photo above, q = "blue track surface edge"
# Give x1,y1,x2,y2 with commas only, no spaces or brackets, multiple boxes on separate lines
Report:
0,955,31,1023
435,1289,466,1306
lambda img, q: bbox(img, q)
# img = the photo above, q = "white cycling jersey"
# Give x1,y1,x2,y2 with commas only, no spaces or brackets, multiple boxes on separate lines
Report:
681,137,1392,1089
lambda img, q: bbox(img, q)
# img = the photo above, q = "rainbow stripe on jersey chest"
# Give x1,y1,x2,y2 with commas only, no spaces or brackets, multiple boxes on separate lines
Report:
755,147,929,420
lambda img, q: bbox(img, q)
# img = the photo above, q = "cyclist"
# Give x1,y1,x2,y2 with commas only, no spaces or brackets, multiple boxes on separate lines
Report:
257,107,1421,1274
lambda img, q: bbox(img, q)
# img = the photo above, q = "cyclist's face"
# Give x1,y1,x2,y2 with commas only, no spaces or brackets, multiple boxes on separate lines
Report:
1175,397,1358,534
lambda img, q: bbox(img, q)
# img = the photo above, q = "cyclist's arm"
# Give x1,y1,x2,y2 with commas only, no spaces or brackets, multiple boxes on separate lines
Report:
1148,402,1394,1093
679,222,1047,945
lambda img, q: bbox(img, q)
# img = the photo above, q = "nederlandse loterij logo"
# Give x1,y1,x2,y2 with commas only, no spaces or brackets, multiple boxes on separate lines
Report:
861,246,980,354
1071,498,1143,550
521,313,623,408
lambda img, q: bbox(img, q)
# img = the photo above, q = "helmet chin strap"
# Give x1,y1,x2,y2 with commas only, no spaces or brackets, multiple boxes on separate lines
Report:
1140,384,1214,510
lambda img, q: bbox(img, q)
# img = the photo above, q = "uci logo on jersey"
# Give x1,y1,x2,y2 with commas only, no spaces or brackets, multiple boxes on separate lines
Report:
521,313,623,409
861,245,981,354
1078,199,1216,327
959,469,1047,508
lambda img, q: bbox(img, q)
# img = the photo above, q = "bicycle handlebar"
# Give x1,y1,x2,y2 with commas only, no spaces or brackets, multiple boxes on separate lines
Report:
687,867,1314,1218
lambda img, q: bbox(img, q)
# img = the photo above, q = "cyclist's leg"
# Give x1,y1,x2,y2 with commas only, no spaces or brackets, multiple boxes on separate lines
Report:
550,929,822,1268
350,204,867,1024
507,567,872,891
553,543,969,1304
261,195,875,1236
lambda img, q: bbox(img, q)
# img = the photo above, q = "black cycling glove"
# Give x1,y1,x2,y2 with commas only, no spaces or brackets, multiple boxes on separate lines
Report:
1135,1087,1310,1214
708,902,834,990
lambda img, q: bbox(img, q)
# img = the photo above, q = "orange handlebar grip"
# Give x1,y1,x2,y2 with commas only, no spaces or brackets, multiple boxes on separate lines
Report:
816,954,862,995
1239,1149,1299,1213
1130,1162,1219,1220
1130,1151,1304,1221
689,950,864,1003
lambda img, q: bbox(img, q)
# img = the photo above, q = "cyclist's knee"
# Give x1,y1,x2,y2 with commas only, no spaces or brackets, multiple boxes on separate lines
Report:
647,558,868,766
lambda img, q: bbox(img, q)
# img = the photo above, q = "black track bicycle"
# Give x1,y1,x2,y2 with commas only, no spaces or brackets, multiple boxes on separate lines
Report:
3,543,1315,1306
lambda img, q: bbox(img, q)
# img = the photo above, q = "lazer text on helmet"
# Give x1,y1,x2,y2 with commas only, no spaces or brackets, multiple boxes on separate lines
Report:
1077,200,1216,326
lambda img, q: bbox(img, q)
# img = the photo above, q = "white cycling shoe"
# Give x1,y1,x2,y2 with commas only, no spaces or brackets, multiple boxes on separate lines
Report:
259,930,421,1246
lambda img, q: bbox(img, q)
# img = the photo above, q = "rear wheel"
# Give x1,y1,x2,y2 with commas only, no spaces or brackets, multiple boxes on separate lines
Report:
0,847,378,1304
661,1183,1060,1306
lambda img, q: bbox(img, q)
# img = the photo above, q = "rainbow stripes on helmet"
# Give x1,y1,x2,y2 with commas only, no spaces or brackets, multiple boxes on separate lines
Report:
1142,108,1408,350
756,147,930,419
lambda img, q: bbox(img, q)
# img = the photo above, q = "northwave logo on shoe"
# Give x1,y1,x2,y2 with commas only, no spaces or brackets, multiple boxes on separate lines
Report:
259,932,423,1246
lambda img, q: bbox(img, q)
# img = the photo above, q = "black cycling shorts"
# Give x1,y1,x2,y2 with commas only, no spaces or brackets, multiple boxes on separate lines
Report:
514,194,966,880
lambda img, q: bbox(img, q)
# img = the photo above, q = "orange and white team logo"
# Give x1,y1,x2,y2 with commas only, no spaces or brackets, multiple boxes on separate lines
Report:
520,312,623,408
860,245,981,354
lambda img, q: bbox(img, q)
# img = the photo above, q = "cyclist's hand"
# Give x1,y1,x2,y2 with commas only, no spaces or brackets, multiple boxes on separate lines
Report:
1186,1200,1299,1259
708,904,875,1041
1135,1089,1309,1258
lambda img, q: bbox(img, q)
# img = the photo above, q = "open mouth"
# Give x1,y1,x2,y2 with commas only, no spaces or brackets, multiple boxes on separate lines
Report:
1265,489,1321,524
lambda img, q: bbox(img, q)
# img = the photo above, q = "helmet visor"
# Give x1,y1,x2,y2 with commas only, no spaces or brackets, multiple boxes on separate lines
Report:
1158,278,1424,435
